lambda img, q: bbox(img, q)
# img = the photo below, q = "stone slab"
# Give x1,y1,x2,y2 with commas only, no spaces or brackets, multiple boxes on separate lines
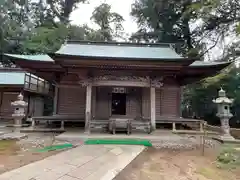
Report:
0,145,145,180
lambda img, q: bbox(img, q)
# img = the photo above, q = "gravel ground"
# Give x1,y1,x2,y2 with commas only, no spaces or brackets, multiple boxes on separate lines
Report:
151,135,220,150
17,132,83,151
114,148,240,180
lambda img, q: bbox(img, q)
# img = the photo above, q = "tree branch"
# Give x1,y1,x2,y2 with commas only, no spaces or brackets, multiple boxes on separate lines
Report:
198,33,222,58
47,0,69,24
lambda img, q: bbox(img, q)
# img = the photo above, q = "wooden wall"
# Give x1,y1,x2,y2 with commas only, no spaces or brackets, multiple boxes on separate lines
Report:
155,86,181,119
56,84,181,120
126,88,142,118
95,87,110,119
57,86,86,118
0,92,19,118
142,88,150,118
28,95,44,117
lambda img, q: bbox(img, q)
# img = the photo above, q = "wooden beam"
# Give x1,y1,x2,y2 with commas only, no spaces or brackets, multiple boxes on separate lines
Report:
56,84,83,89
56,82,180,89
62,63,184,70
93,80,150,87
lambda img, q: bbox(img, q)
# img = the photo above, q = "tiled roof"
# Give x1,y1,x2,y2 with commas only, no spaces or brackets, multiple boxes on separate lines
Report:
0,72,25,85
53,41,184,60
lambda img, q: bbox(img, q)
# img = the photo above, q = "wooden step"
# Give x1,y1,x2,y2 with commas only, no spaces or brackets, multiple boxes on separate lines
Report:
130,121,151,134
89,120,109,132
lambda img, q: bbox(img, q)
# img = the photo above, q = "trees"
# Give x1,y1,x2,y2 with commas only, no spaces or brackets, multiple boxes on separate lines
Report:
0,0,33,66
131,0,195,55
182,65,240,127
42,0,87,25
130,0,240,57
0,1,125,57
91,3,124,41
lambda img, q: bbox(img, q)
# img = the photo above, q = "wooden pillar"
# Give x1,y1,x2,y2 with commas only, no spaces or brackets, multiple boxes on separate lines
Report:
60,120,65,130
53,86,59,115
200,121,204,132
31,119,35,128
172,122,176,131
150,87,156,130
85,84,92,132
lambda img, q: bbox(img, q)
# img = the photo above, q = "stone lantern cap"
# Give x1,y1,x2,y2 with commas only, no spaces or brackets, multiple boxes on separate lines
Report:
11,93,28,107
218,88,226,97
212,88,234,104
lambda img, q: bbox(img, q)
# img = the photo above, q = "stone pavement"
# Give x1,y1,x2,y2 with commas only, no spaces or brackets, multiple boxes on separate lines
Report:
0,145,145,180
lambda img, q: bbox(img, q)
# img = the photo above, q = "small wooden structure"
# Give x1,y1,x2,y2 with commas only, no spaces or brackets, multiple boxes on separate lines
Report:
5,41,232,133
0,68,51,121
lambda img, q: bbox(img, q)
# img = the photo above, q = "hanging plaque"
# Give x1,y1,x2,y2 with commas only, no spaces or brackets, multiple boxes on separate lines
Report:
112,87,127,93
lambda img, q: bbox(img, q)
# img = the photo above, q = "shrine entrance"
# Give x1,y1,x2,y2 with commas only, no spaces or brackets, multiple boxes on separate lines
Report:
111,93,127,115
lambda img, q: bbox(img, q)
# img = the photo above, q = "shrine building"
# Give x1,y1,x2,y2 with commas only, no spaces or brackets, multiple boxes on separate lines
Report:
4,41,231,133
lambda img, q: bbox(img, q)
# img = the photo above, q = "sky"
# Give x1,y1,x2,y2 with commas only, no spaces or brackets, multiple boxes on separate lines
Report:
70,0,138,35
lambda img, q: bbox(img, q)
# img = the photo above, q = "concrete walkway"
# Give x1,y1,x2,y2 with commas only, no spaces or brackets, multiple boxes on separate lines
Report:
0,145,145,180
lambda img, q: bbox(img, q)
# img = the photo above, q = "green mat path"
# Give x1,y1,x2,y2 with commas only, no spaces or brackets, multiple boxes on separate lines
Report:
35,144,74,152
35,139,152,152
84,139,152,147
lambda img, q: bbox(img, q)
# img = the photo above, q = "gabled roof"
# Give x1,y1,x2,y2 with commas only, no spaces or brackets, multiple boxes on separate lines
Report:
4,54,231,68
51,41,187,61
189,60,232,67
4,54,53,62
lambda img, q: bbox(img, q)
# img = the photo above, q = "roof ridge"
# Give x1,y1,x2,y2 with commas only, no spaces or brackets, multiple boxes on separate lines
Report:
66,40,172,48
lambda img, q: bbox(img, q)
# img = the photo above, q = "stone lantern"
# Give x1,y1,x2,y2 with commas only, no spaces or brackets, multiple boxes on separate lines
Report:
11,93,28,126
213,88,235,141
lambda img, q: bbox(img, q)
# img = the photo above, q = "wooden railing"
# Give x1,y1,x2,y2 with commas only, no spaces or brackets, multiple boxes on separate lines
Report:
206,124,240,139
24,73,50,94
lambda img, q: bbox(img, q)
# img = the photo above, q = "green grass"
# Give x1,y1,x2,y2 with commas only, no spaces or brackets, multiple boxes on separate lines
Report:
217,144,240,169
197,167,224,179
0,140,17,150
84,139,153,147
0,140,19,155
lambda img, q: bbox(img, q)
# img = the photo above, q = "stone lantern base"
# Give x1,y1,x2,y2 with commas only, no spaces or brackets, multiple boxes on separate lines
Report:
213,131,239,144
218,117,235,141
213,136,240,144
12,114,24,127
219,134,235,141
14,117,23,127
